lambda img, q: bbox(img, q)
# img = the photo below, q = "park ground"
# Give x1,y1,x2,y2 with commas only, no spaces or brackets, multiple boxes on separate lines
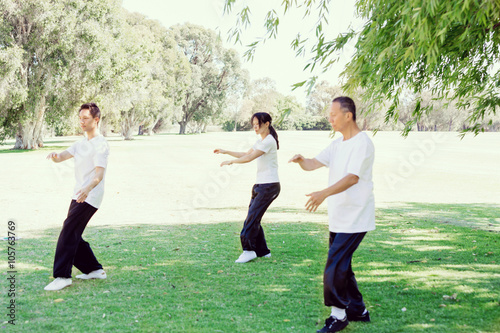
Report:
0,131,499,332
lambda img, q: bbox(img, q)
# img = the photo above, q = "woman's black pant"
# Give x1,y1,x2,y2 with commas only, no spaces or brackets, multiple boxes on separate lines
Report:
240,183,280,257
323,232,367,313
53,200,103,278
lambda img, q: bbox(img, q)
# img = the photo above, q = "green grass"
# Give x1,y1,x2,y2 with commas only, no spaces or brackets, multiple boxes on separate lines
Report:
2,204,499,332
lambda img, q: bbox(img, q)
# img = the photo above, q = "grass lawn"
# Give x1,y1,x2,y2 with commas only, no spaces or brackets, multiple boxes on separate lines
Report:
3,203,499,332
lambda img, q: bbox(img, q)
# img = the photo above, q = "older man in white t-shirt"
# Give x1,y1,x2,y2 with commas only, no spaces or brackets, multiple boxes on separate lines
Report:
289,96,375,333
44,103,110,291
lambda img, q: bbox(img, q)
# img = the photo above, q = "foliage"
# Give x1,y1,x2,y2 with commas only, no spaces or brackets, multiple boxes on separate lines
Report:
230,78,308,131
295,115,331,130
221,119,246,132
0,2,221,145
306,81,343,116
224,0,500,136
171,23,248,134
273,95,305,130
0,0,125,148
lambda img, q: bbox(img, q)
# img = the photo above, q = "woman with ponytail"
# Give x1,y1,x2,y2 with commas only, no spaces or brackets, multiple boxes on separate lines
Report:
214,112,280,263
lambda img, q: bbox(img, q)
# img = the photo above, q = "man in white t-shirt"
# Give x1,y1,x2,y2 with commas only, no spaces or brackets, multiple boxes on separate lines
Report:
44,103,110,291
289,97,374,333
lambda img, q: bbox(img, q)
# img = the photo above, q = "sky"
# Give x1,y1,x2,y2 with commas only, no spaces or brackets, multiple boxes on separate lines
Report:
121,0,363,104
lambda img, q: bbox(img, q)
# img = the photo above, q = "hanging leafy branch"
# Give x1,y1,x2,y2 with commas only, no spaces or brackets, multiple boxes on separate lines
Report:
224,0,500,135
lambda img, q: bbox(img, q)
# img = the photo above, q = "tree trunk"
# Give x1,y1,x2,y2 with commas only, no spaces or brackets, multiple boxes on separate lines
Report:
122,125,134,140
121,111,136,140
14,98,46,150
179,121,187,134
100,118,109,137
153,118,164,133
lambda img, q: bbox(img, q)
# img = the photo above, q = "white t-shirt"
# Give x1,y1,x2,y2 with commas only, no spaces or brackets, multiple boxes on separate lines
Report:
253,134,279,184
66,134,110,209
315,132,375,233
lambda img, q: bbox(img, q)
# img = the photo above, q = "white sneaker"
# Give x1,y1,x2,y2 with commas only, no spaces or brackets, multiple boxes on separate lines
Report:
263,253,271,258
44,278,72,291
235,251,257,263
75,269,107,280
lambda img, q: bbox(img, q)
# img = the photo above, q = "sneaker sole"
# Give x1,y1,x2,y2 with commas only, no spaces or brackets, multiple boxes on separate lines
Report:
75,274,107,280
44,284,72,291
347,313,370,322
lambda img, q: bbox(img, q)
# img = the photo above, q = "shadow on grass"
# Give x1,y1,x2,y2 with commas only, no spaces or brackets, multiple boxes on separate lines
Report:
4,205,500,332
0,146,71,154
384,202,500,232
194,206,310,215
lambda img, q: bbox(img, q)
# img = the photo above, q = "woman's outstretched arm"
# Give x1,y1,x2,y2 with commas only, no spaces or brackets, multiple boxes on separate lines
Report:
214,148,253,158
220,149,264,166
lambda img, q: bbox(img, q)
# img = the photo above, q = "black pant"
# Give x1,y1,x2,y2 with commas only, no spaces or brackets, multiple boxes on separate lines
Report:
240,183,280,257
323,232,367,313
53,200,103,278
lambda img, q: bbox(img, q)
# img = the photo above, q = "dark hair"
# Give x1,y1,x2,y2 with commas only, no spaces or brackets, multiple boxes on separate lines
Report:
79,103,101,123
251,112,279,150
332,96,356,121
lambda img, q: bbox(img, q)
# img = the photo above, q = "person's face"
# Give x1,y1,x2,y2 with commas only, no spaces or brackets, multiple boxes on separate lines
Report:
328,102,350,132
252,117,269,135
79,109,99,133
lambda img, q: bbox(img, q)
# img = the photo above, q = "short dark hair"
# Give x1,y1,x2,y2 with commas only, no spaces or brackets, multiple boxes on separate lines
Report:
79,103,101,122
332,96,356,121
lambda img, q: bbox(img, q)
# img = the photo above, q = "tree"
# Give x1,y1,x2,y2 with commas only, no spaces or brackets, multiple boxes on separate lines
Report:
235,78,281,130
224,0,500,135
106,11,161,140
0,0,123,148
133,16,191,136
306,81,343,116
231,78,307,131
274,94,305,130
171,23,248,134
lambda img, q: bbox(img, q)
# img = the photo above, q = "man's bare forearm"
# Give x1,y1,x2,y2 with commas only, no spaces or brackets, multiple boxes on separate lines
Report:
323,174,359,197
299,158,322,171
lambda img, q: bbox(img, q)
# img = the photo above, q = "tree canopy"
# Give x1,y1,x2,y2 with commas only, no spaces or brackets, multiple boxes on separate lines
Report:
0,1,244,147
224,0,500,135
171,23,248,134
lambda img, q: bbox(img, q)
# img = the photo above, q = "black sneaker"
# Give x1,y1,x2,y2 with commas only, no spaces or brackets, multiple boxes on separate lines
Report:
316,316,348,333
346,309,370,322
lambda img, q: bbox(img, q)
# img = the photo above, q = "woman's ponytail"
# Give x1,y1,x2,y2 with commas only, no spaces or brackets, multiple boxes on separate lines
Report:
269,125,279,150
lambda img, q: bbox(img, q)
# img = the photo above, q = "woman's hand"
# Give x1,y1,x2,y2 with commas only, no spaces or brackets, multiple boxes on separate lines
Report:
214,149,226,154
220,160,232,167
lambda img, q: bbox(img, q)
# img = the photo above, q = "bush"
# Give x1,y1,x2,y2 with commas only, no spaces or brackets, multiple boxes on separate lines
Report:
295,116,330,130
221,120,247,132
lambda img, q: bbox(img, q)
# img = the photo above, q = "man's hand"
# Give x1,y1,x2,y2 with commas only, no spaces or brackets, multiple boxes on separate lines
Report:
220,160,232,167
76,186,92,203
288,154,304,163
46,152,59,161
46,150,73,163
305,190,327,212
